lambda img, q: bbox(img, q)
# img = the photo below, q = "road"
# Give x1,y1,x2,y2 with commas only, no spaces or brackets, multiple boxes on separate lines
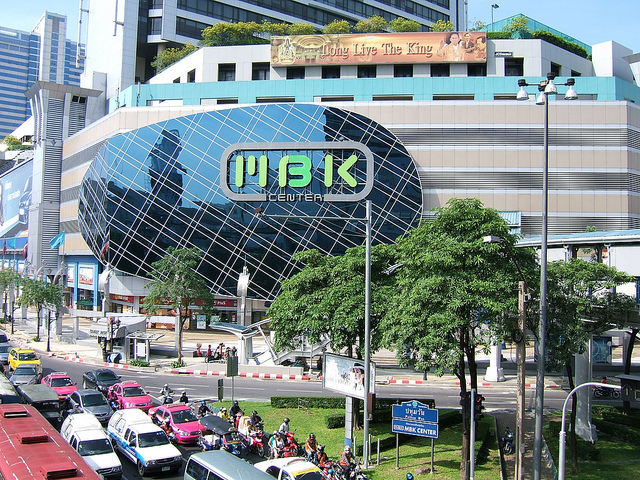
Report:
36,355,620,480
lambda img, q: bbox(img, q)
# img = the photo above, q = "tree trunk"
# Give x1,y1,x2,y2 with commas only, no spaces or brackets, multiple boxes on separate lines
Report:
565,362,579,474
36,306,41,340
176,306,183,363
623,329,638,414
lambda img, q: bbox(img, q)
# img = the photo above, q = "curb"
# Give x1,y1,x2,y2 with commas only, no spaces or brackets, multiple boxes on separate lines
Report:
166,367,310,381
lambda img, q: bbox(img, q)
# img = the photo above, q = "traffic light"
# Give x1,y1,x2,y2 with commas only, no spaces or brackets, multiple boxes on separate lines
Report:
460,391,471,417
474,393,485,421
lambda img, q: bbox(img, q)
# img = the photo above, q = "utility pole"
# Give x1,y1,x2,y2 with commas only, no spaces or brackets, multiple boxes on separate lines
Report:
516,281,527,480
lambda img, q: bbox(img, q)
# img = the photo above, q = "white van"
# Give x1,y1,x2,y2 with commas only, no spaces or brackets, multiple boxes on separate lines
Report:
60,413,123,480
184,450,275,480
107,409,183,476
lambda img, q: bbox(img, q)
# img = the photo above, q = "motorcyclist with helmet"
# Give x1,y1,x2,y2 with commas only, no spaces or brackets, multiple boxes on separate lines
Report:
340,445,356,477
315,444,328,466
179,390,188,403
160,384,174,404
250,410,263,432
198,400,211,417
218,407,229,421
304,433,318,462
269,431,285,458
279,417,290,433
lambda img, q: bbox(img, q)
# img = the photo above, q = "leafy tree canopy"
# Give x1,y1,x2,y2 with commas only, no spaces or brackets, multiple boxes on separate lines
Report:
503,15,530,36
388,17,420,32
1,135,30,151
430,20,455,32
268,243,397,359
322,20,351,34
354,16,388,33
469,20,487,32
151,43,198,72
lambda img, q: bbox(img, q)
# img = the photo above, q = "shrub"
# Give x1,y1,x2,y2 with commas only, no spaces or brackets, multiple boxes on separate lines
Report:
531,30,588,58
271,396,345,409
170,360,186,368
129,358,150,367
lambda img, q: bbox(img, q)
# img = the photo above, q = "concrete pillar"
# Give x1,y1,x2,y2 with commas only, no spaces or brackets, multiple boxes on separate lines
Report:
484,343,505,382
575,340,597,442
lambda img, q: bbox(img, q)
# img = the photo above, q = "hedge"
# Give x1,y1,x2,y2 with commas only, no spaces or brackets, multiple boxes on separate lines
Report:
271,396,435,410
593,419,640,447
531,30,588,58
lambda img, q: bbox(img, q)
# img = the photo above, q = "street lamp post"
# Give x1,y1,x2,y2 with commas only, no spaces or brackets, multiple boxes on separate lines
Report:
558,382,620,480
491,4,499,32
516,73,578,480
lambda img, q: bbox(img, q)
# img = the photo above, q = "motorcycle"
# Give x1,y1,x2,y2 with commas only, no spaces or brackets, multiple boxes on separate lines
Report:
280,431,300,457
335,462,369,480
593,384,620,399
247,430,266,457
160,392,174,405
502,427,515,455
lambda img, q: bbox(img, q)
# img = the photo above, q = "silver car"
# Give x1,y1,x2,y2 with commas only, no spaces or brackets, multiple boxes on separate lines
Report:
0,343,11,364
9,364,43,386
64,389,114,425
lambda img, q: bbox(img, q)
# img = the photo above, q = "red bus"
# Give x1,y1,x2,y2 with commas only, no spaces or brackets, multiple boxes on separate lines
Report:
0,403,102,479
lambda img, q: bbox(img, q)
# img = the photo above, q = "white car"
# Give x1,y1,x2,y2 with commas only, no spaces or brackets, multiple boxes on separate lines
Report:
254,457,328,480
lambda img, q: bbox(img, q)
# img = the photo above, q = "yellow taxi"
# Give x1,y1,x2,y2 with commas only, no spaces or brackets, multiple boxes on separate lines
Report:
8,348,40,371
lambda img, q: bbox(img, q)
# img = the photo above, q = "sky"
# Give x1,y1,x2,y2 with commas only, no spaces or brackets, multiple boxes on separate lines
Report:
3,0,639,54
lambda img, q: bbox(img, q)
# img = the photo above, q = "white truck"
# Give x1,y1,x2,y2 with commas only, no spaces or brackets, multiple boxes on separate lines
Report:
60,413,123,480
106,408,183,476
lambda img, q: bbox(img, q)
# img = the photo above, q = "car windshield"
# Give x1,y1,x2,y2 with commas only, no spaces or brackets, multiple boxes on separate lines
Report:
82,393,108,407
138,431,170,447
78,438,114,456
51,377,73,387
14,366,37,375
18,352,37,361
123,386,146,397
172,409,198,424
97,371,119,382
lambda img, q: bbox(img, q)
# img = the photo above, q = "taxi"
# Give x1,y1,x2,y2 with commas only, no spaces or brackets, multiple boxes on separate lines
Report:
8,348,40,371
107,381,153,412
41,372,78,400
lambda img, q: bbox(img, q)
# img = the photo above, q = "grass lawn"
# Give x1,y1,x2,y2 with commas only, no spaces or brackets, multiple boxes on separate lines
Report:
212,399,503,479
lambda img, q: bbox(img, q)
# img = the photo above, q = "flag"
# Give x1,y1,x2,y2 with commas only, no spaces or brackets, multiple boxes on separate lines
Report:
49,231,66,249
2,241,5,256
22,244,27,260
7,239,15,249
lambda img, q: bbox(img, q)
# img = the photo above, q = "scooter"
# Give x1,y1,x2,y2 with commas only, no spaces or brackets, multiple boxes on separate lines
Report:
280,431,300,457
248,430,266,457
502,427,515,455
161,392,174,405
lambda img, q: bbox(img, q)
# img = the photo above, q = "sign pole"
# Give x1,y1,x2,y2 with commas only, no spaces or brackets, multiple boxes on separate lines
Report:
395,433,399,469
431,438,435,474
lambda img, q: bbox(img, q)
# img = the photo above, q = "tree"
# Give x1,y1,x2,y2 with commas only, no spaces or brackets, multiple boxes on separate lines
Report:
151,43,198,72
285,22,316,35
0,269,19,323
42,281,63,353
388,17,420,32
143,247,217,363
430,19,455,32
322,20,351,34
16,277,50,341
354,16,388,33
503,15,530,38
544,258,635,473
469,20,487,32
201,22,269,46
1,135,30,151
380,198,538,480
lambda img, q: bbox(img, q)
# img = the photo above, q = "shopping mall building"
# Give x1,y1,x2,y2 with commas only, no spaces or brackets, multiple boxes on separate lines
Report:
3,18,640,326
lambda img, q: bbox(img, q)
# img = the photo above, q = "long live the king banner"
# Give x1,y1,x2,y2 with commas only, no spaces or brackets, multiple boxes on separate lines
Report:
271,31,487,66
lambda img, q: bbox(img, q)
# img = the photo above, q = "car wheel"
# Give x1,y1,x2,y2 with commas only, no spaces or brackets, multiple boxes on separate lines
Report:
137,461,146,476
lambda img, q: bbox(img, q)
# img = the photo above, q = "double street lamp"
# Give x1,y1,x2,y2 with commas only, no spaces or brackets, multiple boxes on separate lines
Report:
516,73,577,480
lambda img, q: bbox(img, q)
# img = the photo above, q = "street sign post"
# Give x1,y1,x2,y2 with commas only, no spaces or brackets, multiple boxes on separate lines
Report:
393,400,438,471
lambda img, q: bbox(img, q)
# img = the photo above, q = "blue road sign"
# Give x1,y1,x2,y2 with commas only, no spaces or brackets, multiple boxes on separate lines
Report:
392,400,438,423
392,419,438,439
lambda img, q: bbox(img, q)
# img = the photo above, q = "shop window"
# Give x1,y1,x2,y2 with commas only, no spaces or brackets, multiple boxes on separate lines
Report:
505,58,524,77
252,63,270,80
286,67,305,80
358,65,376,78
394,64,413,77
322,66,340,79
218,63,236,82
431,64,449,77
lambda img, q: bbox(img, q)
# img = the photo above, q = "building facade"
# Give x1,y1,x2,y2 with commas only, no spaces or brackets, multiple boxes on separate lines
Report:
0,12,83,139
3,20,640,322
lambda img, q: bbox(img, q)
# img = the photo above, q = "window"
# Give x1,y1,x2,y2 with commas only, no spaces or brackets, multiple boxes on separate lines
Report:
256,97,295,103
252,63,270,81
357,65,376,78
394,64,413,77
433,95,474,100
372,95,413,101
148,17,162,35
550,62,561,77
218,64,235,82
173,78,180,83
505,58,524,77
216,98,238,104
431,64,449,77
319,96,354,102
286,67,305,80
187,69,195,83
571,70,582,77
322,66,340,79
467,64,486,77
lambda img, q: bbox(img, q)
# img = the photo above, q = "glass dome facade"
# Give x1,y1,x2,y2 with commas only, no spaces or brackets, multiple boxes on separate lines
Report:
78,103,422,299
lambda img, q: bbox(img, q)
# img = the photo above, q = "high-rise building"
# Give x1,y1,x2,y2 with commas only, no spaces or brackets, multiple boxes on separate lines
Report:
79,0,467,98
0,12,83,139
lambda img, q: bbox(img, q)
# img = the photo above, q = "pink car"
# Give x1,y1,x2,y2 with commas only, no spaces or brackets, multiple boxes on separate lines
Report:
149,404,201,444
107,381,153,411
41,372,77,400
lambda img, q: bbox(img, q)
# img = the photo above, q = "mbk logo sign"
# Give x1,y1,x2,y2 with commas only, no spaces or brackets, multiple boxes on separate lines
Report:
220,141,374,202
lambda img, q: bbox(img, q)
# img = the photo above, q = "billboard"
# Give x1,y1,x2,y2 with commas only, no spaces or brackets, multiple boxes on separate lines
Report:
322,352,375,400
0,159,33,238
271,32,487,66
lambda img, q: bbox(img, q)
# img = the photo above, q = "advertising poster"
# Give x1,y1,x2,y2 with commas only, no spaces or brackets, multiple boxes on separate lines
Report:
78,264,95,289
322,352,376,400
271,31,487,66
0,160,33,238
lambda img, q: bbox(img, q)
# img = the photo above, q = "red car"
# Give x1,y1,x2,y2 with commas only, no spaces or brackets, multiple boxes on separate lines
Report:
106,381,153,412
149,404,201,444
41,372,77,400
